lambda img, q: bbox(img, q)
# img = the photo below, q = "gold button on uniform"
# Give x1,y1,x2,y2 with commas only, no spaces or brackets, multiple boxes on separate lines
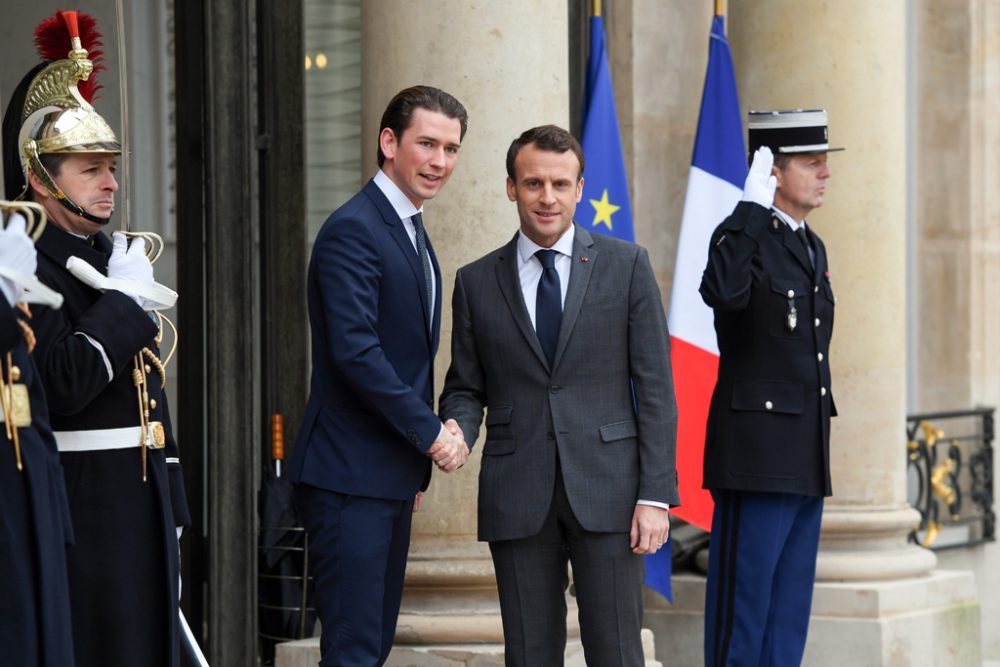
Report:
821,387,827,396
787,289,795,298
150,399,157,410
765,400,773,410
817,352,824,362
814,318,820,327
814,285,819,293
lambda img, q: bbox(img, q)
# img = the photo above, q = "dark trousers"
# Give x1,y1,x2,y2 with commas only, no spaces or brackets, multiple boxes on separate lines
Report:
704,489,823,667
294,484,414,667
489,472,645,667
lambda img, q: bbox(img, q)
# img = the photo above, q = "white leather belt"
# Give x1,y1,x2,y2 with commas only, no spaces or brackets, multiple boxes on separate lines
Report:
54,426,149,452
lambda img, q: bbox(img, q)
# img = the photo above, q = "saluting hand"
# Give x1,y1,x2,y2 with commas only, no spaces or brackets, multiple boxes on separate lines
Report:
741,146,777,209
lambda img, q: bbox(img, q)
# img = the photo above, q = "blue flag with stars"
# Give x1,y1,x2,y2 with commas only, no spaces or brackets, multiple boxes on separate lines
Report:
582,12,672,603
580,15,634,242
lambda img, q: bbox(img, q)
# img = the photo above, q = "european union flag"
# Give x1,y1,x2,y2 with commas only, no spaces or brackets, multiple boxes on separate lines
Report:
580,15,634,243
582,12,671,603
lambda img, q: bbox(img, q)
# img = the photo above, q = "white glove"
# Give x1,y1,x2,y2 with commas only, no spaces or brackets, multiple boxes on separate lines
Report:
741,146,777,209
107,232,153,306
0,214,38,307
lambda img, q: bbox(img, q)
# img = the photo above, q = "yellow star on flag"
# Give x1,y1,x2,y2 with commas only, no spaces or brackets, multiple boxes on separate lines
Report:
589,189,620,231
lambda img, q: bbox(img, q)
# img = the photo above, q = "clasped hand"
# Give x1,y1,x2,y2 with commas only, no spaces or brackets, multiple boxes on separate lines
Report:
0,213,38,306
427,418,468,473
107,232,154,306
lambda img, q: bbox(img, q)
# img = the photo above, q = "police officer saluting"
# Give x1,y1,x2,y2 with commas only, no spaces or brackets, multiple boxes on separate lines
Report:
2,11,190,667
699,109,842,666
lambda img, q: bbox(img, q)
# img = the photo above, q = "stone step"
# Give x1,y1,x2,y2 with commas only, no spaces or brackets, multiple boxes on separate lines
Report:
276,628,662,666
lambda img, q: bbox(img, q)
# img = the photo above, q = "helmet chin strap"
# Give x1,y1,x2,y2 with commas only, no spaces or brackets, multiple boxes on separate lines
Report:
56,193,113,226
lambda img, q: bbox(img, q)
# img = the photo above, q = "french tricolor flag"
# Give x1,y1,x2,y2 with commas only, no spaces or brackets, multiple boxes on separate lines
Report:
667,14,746,531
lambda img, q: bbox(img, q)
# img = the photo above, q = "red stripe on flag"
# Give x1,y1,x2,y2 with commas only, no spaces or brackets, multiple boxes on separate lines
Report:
669,336,718,531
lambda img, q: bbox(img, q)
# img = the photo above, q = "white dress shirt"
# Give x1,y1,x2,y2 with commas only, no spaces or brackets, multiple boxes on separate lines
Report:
515,226,668,513
373,169,436,317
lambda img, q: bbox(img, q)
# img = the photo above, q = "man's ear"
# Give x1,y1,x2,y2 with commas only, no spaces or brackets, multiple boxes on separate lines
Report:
27,171,51,201
379,127,398,163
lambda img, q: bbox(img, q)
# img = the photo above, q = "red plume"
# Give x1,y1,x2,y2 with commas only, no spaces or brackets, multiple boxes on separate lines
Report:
33,10,106,103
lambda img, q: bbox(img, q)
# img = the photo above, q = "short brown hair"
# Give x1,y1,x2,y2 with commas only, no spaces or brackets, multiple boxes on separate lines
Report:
376,86,468,167
505,125,585,181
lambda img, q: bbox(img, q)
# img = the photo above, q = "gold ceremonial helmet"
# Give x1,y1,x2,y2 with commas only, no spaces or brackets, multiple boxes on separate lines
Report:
6,11,120,222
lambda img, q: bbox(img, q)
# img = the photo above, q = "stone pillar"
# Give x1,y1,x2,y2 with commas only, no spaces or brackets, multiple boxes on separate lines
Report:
364,2,574,664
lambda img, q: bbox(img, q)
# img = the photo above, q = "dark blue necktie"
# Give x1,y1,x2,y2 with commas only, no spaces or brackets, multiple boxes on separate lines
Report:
795,226,815,269
535,249,562,367
411,212,433,325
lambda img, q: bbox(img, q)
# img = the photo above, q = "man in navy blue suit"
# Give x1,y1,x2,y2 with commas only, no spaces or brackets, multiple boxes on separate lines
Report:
289,86,470,667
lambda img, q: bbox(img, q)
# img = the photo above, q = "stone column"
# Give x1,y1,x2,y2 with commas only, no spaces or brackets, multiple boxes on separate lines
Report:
366,2,575,664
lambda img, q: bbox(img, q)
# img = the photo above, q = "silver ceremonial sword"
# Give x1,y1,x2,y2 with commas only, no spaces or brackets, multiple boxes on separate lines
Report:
180,609,210,667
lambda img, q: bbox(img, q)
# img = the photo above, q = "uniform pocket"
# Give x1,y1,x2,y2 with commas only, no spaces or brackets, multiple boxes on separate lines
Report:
731,379,804,415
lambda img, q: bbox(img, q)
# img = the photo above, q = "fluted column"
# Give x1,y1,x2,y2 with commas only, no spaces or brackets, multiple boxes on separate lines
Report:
728,0,935,583
361,0,577,660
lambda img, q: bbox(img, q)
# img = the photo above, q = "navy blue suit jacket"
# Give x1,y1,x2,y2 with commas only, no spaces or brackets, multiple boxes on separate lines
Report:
289,179,442,500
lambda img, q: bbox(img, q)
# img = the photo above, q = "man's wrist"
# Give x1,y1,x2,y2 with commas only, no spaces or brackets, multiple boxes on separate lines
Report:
636,499,670,511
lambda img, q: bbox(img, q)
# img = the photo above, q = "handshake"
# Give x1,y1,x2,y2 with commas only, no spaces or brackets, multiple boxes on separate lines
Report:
426,418,468,473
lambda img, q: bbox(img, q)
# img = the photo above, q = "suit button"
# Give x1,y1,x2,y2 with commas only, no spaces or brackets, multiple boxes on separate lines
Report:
407,429,419,444
550,385,561,394
787,289,795,298
821,387,827,396
547,431,555,440
817,352,824,362
814,318,820,327
765,400,773,410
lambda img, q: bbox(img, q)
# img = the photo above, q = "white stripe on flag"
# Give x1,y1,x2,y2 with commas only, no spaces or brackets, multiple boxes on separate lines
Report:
667,165,742,355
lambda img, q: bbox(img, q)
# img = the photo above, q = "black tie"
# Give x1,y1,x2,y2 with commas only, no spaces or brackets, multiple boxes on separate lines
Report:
411,212,434,325
535,249,562,367
795,226,815,269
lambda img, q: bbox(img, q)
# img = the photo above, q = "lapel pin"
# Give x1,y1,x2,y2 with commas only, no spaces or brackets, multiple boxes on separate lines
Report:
581,256,589,263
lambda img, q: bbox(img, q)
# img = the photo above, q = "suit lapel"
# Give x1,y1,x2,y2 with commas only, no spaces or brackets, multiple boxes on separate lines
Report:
494,234,550,371
552,224,596,371
363,180,434,342
771,211,813,277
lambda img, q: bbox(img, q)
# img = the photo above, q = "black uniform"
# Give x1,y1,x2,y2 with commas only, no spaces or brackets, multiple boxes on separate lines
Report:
0,300,75,667
700,201,836,497
29,224,190,667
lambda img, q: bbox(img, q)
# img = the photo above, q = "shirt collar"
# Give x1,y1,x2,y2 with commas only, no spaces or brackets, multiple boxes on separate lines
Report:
517,224,576,265
772,206,806,231
373,169,423,221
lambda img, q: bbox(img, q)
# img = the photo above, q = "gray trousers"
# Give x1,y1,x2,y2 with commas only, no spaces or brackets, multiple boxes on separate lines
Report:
489,470,645,666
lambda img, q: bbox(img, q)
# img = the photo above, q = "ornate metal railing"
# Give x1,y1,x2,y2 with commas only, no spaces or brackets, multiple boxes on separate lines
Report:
906,407,995,550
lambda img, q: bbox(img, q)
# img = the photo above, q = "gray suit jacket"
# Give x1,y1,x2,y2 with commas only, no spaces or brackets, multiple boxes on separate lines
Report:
440,224,680,542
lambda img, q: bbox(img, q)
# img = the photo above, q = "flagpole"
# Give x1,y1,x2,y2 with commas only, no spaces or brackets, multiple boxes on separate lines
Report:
593,0,601,18
715,0,725,17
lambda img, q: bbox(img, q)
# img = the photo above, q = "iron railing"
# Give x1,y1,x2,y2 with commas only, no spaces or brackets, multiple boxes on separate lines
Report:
906,407,995,550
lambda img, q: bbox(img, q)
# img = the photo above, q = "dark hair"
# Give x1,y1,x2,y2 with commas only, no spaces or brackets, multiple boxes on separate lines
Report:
505,125,585,181
773,153,793,170
377,85,468,167
2,63,47,200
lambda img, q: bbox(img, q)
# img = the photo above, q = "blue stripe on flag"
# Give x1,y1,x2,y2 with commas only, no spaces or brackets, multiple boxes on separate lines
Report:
691,16,747,189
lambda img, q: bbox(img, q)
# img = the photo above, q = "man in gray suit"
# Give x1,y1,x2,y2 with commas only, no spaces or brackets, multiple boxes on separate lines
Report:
439,125,680,666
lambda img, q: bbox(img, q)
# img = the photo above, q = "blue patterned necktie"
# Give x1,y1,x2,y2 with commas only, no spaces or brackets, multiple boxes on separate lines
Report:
411,212,433,325
535,249,562,367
